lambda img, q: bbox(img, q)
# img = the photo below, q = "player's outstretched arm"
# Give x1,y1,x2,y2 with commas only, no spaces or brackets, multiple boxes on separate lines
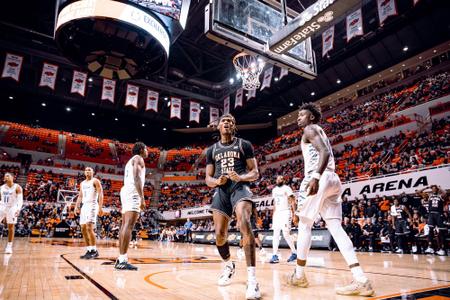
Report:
15,185,23,216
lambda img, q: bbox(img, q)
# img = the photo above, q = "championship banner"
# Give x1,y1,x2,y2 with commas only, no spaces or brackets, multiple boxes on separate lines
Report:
346,9,363,42
146,90,159,112
70,71,87,96
125,84,139,108
39,63,58,90
101,79,116,103
279,67,289,80
377,0,397,26
341,166,450,200
235,88,244,108
210,107,219,126
170,97,182,119
223,96,230,115
322,26,334,57
1,53,23,82
247,88,256,100
189,101,200,123
260,66,273,90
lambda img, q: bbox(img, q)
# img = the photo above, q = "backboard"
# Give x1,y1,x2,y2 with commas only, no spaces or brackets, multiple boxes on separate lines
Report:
204,0,317,79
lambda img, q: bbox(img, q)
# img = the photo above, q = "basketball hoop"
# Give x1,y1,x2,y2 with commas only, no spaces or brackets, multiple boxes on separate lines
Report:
233,52,265,90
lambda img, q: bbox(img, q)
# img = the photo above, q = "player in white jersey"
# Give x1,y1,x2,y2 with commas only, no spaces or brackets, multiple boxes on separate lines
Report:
74,167,104,259
269,176,297,264
115,142,148,270
0,172,23,254
287,103,374,296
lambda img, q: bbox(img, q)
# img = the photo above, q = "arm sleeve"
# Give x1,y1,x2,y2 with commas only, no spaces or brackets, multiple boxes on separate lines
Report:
16,189,23,211
241,139,255,159
206,146,214,165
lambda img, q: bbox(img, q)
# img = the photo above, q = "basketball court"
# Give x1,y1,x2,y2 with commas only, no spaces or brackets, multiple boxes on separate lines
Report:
1,238,448,299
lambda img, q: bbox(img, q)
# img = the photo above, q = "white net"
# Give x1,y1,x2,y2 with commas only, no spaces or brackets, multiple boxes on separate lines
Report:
57,189,79,216
233,52,265,90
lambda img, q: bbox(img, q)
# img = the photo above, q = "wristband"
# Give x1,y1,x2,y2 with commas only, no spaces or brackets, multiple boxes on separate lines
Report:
312,172,321,180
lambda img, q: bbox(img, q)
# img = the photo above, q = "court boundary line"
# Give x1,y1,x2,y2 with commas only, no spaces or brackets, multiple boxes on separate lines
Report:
144,268,193,290
61,253,119,300
370,284,450,299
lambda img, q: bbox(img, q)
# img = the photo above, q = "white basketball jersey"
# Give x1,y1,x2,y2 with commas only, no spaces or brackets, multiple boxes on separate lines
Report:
272,185,294,211
123,155,145,194
81,179,98,204
301,125,335,177
0,183,18,207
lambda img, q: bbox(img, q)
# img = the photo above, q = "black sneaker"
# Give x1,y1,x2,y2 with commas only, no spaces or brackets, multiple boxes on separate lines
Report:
114,259,138,270
80,251,91,259
86,250,99,259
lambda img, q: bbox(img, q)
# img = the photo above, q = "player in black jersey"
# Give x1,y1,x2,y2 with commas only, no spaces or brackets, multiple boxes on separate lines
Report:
420,185,447,256
390,198,412,254
205,114,260,299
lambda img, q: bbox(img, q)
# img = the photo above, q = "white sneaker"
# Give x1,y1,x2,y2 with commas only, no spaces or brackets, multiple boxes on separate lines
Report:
335,279,375,296
259,248,266,256
412,246,418,253
436,249,446,256
218,262,235,286
424,247,434,254
395,248,403,254
245,281,261,299
4,246,12,254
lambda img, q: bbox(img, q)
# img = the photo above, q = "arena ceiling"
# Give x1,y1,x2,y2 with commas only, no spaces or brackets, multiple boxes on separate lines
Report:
0,0,449,147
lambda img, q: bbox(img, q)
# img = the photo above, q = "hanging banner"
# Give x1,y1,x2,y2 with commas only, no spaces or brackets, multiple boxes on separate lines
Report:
247,89,256,100
279,67,289,80
70,71,87,97
260,66,273,90
146,90,159,112
101,79,116,103
39,63,58,90
125,84,139,108
223,96,230,115
1,53,23,82
322,26,334,57
235,88,244,108
210,107,219,126
346,9,363,42
377,0,397,26
189,101,200,123
170,97,182,119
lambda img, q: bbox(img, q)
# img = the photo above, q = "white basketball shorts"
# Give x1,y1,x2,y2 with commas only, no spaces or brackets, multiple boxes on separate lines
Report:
80,202,99,225
272,210,292,231
0,206,18,224
120,188,141,214
297,171,342,223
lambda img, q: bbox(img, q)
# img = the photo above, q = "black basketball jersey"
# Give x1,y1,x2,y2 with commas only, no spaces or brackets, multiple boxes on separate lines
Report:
428,193,444,213
206,137,255,190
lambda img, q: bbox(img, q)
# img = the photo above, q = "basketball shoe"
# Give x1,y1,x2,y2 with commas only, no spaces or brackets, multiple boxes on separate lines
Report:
218,261,235,286
335,279,375,296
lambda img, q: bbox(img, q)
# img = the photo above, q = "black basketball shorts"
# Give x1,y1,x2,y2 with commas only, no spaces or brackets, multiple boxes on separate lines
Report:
210,184,253,219
395,219,410,235
428,212,445,229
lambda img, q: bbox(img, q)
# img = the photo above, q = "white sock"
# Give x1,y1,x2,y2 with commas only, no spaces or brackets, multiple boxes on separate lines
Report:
282,228,296,253
247,266,256,283
295,265,305,278
92,245,97,251
87,246,92,251
118,254,128,263
350,266,367,283
272,229,280,256
224,259,234,268
7,242,12,247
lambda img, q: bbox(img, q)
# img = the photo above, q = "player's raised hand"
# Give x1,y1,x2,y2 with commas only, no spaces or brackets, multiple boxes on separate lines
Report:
306,178,319,196
228,171,242,182
216,175,228,186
